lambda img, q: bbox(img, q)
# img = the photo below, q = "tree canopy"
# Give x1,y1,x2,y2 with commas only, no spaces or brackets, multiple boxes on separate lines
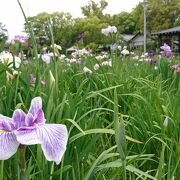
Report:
22,0,180,49
0,23,8,51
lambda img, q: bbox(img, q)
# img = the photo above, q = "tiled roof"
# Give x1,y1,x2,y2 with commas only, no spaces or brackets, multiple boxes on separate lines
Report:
121,34,135,42
151,26,180,35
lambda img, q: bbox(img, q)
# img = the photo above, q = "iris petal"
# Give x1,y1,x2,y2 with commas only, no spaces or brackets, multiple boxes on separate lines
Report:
0,115,12,122
15,126,40,145
0,115,14,131
15,124,68,165
28,97,45,124
12,109,26,128
25,113,34,127
38,124,68,165
28,97,42,116
0,132,19,160
34,109,45,124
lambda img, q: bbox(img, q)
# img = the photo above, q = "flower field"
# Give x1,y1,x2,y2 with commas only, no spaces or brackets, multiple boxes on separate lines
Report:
0,3,180,180
0,37,179,179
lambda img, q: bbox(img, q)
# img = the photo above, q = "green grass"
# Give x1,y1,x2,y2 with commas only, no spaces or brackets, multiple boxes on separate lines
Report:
0,53,179,179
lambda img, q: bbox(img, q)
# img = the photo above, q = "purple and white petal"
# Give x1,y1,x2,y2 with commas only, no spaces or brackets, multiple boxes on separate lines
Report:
15,126,41,145
12,109,26,128
34,109,45,124
36,124,68,165
15,124,68,164
25,113,34,126
28,97,42,116
0,132,19,160
0,115,12,122
0,115,14,131
0,114,12,125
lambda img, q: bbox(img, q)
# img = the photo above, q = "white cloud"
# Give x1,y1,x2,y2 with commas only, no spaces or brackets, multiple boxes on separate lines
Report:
0,0,142,39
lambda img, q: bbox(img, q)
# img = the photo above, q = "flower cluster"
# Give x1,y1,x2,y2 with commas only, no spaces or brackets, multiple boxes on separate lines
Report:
65,58,82,65
0,51,22,81
41,53,52,64
71,48,92,58
170,65,180,72
95,54,109,61
93,60,112,71
83,66,93,75
147,49,156,65
121,49,130,56
83,59,112,75
0,97,68,165
160,43,173,58
101,26,117,36
29,74,46,86
0,51,21,69
149,59,157,65
12,35,28,44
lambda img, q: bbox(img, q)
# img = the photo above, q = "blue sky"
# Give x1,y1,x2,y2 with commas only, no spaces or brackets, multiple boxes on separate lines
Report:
0,0,142,39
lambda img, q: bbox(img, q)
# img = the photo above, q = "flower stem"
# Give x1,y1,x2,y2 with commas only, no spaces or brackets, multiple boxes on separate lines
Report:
19,170,27,180
122,160,126,180
0,161,4,180
18,145,27,180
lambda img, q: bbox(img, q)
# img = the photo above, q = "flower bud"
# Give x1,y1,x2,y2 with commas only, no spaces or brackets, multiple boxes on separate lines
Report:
163,117,168,127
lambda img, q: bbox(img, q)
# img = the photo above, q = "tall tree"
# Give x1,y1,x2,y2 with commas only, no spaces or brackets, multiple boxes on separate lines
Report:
147,0,179,32
111,12,136,34
25,12,75,48
130,0,180,34
81,0,108,19
0,23,8,51
131,3,144,33
74,16,109,49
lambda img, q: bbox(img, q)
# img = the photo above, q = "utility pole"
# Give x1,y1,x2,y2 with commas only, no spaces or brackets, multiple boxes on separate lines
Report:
142,0,147,54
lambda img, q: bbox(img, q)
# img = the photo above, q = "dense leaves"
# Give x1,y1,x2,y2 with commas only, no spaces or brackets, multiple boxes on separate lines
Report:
22,0,180,50
25,12,75,49
147,0,180,32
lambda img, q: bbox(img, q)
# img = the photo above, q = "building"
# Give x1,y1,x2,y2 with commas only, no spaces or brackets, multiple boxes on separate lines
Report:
128,33,152,49
151,26,180,55
121,34,135,44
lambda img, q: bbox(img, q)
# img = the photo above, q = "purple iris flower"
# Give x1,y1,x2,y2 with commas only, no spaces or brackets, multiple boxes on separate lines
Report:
28,44,33,49
176,67,180,72
110,44,117,52
149,59,156,65
14,35,21,41
164,51,173,58
76,33,85,41
0,97,68,164
101,28,109,36
101,51,108,55
148,50,155,56
160,43,173,58
23,60,29,65
41,53,51,64
13,35,28,44
101,26,117,36
171,65,180,72
19,37,27,44
160,43,171,52
30,74,36,84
